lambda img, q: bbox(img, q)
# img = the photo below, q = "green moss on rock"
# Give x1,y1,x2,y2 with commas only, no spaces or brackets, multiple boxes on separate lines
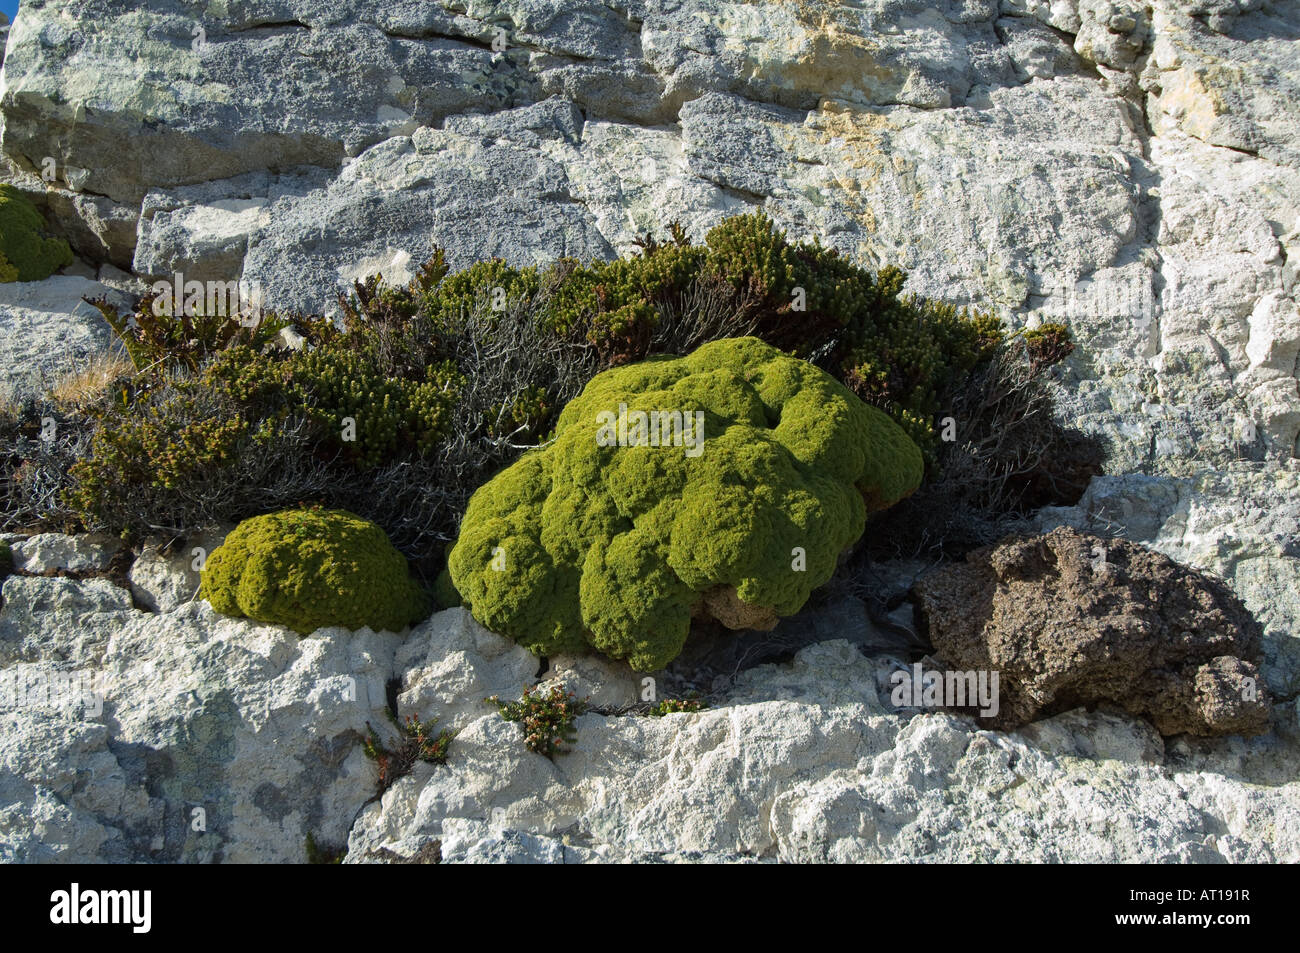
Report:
0,185,74,282
447,337,923,670
201,508,429,635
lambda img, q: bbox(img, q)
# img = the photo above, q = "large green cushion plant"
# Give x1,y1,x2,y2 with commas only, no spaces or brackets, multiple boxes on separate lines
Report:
446,337,923,670
0,185,74,282
202,508,429,634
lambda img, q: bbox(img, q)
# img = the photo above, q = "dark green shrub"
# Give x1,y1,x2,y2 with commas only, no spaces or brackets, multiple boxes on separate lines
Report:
363,713,454,792
52,386,335,541
212,339,461,468
425,257,541,332
71,389,250,496
0,401,99,533
84,294,321,375
858,326,1099,562
647,698,705,716
490,685,586,759
542,234,709,359
1023,321,1075,366
840,269,1004,456
341,248,448,331
27,212,1061,582
61,316,462,538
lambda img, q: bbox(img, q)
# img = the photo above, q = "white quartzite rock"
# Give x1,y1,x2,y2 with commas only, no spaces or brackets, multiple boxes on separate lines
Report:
0,278,130,404
1,588,403,863
348,637,1300,863
10,533,122,574
126,529,229,614
1,586,1296,864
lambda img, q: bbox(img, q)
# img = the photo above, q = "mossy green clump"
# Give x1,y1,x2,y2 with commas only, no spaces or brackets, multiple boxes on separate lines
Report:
447,337,923,670
200,507,429,635
0,185,74,282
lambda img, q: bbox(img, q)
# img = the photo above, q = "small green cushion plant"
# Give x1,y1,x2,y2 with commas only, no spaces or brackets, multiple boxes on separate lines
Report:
0,185,74,282
446,336,924,670
201,507,429,635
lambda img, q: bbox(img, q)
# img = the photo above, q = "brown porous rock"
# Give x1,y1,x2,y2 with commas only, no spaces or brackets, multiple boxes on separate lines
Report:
911,527,1271,736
